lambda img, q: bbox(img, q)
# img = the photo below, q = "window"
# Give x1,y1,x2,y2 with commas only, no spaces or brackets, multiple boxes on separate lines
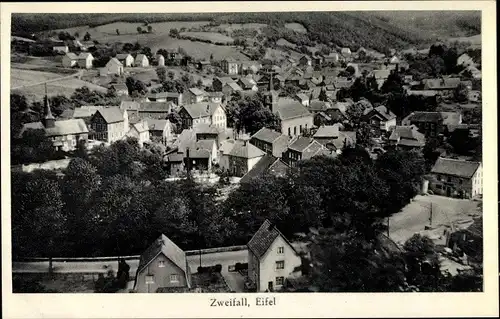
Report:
436,184,442,190
437,175,441,181
300,125,303,133
145,275,154,284
459,179,463,185
288,128,291,136
276,261,285,270
170,274,179,283
447,176,452,182
276,276,285,286
277,247,284,254
294,127,297,135
158,260,165,268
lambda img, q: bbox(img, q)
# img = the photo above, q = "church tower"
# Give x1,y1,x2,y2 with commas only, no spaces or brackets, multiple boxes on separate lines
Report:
42,84,55,128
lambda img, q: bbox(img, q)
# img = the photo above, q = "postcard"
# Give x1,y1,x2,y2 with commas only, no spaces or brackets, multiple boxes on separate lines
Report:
1,1,498,318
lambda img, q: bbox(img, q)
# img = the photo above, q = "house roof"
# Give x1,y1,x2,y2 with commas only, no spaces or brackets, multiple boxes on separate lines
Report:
194,123,219,135
135,54,148,61
147,91,181,99
145,119,170,131
239,154,278,183
116,53,132,60
229,141,266,159
275,98,312,120
77,52,93,60
225,82,243,91
313,125,340,138
296,93,309,102
389,125,426,147
207,91,224,98
239,78,256,88
107,57,123,66
431,157,481,179
65,52,79,60
219,139,237,155
407,90,438,97
73,105,105,118
423,77,461,90
111,83,128,91
405,111,443,123
372,105,396,121
251,127,285,144
120,100,141,111
215,76,236,85
139,102,174,113
181,102,222,119
136,234,190,287
309,100,330,112
247,219,299,260
195,139,216,152
95,107,125,123
130,121,149,133
372,69,391,80
22,119,89,137
188,87,205,96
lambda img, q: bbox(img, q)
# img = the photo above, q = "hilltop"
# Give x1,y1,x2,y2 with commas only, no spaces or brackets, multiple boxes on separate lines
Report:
12,12,481,53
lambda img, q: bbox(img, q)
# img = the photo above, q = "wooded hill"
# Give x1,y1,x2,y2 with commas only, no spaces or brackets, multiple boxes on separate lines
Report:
12,11,481,53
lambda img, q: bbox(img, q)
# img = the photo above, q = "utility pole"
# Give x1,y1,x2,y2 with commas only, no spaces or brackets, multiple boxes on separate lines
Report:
429,203,433,226
387,216,390,237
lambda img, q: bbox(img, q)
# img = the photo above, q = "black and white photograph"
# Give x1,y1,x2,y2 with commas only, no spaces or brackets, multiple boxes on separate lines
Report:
2,1,498,318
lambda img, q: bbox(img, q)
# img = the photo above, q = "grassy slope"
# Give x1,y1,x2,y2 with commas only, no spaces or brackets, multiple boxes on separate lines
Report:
12,12,481,52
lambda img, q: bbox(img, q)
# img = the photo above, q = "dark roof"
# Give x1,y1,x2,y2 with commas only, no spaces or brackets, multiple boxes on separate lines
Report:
240,154,278,183
389,125,426,147
181,102,222,119
195,123,219,135
136,234,190,287
251,127,284,144
275,98,312,120
440,112,462,126
288,136,319,152
373,105,396,121
313,125,340,138
309,100,330,112
116,53,132,60
94,107,124,123
229,141,265,159
145,119,170,131
405,112,443,123
247,219,298,260
431,157,481,179
147,91,181,99
139,102,174,112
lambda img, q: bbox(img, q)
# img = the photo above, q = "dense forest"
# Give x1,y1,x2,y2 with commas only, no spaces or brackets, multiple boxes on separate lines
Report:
12,11,481,53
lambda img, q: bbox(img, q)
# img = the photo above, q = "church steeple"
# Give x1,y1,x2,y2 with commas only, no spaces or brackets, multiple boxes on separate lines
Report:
43,84,55,128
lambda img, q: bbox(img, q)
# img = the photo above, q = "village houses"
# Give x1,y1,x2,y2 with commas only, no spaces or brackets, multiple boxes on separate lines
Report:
183,87,206,104
250,127,290,158
116,53,134,67
270,98,314,137
145,118,174,145
221,57,239,75
126,120,150,147
100,57,124,76
227,140,266,177
388,125,426,149
134,54,149,67
178,102,227,130
89,107,129,144
429,157,482,199
247,219,302,292
134,234,191,293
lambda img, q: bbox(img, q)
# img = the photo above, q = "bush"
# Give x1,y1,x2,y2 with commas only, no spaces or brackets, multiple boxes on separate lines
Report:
197,266,206,273
235,262,248,271
214,264,222,273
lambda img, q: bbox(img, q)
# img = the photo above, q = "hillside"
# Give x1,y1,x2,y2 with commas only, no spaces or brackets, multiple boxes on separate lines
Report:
12,12,481,53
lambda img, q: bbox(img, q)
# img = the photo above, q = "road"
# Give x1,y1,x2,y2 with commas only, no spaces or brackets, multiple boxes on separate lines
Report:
387,195,481,245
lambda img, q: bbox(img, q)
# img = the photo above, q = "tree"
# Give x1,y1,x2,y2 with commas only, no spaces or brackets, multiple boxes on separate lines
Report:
310,229,407,292
147,25,153,33
122,43,134,52
116,29,120,35
74,32,79,39
167,71,175,80
453,83,469,102
137,26,143,34
169,28,179,38
125,77,147,97
156,67,167,83
83,32,91,41
11,171,66,258
48,95,71,117
403,234,441,291
226,94,280,134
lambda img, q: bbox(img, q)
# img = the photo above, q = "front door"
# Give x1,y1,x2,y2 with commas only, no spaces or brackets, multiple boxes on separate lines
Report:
268,281,273,292
446,187,451,197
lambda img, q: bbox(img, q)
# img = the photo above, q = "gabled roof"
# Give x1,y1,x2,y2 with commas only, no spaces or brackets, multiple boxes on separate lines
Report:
116,53,132,60
371,105,396,121
389,125,426,147
111,83,128,91
313,125,340,138
194,123,219,135
140,102,174,112
145,119,170,131
229,141,266,159
136,234,190,287
188,87,205,96
107,57,123,66
120,101,141,111
295,93,309,102
181,102,222,119
247,219,299,260
65,52,79,60
440,112,462,126
372,69,391,80
94,107,125,124
130,121,149,133
309,100,330,112
73,105,106,118
77,52,93,60
251,127,285,144
135,54,148,61
275,98,312,121
195,139,216,152
405,111,443,123
219,139,237,155
431,157,481,179
240,154,279,183
147,91,181,99
225,82,243,91
215,76,236,84
21,119,89,137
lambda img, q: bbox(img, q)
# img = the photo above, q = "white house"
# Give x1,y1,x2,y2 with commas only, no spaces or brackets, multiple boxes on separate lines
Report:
178,102,227,130
145,119,174,145
53,45,69,53
76,52,94,69
247,219,302,292
62,53,79,68
457,53,475,67
127,120,150,147
429,157,482,199
135,54,149,67
101,57,124,76
116,53,134,67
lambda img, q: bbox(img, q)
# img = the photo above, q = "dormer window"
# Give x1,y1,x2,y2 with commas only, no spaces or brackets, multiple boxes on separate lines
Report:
277,247,284,254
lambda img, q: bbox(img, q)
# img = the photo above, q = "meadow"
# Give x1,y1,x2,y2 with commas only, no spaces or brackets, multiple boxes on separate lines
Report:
179,31,234,44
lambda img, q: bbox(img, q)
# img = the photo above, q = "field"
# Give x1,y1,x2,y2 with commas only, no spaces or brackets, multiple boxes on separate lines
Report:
179,31,234,44
446,34,481,45
11,68,107,102
285,22,307,33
